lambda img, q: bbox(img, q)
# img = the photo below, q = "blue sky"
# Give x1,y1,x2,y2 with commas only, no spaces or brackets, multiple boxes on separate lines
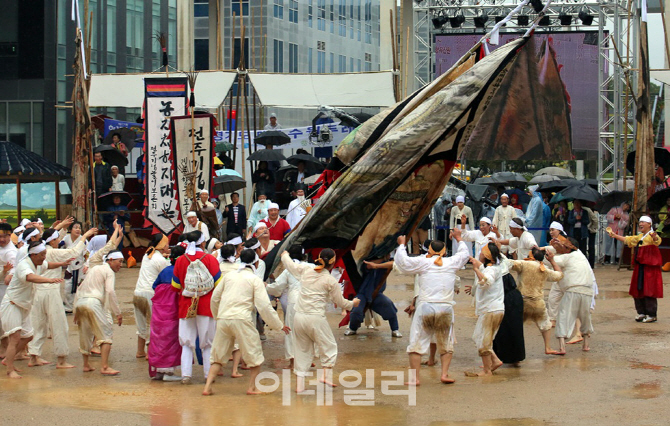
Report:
0,182,70,208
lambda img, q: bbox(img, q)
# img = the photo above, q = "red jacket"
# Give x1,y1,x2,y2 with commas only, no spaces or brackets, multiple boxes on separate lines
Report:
261,217,291,241
171,251,222,318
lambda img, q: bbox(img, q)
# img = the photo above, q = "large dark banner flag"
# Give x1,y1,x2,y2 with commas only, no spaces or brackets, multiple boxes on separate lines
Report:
144,77,188,234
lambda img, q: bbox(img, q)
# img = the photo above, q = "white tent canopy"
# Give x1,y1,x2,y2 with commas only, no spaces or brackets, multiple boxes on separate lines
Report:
651,70,670,86
89,70,397,109
88,71,237,108
248,72,396,107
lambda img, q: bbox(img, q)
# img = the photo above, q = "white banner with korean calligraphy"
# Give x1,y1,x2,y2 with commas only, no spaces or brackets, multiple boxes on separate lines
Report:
171,114,214,220
144,77,188,234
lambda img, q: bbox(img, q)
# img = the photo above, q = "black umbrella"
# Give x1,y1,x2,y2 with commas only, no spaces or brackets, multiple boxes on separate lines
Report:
549,182,601,204
626,147,670,174
255,130,291,147
276,164,297,182
473,176,504,186
247,149,286,162
213,174,247,194
538,178,597,194
596,191,633,214
287,153,322,166
103,127,137,151
491,171,527,185
94,144,129,167
98,191,133,208
647,187,670,212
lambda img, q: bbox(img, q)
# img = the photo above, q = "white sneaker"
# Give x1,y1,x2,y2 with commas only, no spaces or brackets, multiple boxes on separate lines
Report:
635,314,645,322
391,330,403,338
642,316,657,323
344,328,357,336
181,376,192,385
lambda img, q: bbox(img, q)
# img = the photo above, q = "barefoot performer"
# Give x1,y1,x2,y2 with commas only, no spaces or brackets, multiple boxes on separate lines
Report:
203,249,290,396
608,216,662,323
73,250,124,376
509,247,564,355
0,222,17,359
467,243,506,377
394,229,470,385
0,242,65,378
548,236,595,354
280,248,359,393
27,227,97,369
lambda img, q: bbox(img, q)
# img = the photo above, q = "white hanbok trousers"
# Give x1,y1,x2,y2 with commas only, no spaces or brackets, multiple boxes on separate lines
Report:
546,283,563,321
293,312,337,376
74,297,113,354
28,288,69,357
210,318,264,367
179,316,216,379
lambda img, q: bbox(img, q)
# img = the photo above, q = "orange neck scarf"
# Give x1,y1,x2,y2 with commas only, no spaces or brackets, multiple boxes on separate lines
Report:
426,246,446,266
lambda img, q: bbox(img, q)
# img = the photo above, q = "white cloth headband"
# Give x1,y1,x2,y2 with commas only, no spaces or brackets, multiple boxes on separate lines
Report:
237,253,259,273
13,226,25,234
207,239,219,253
28,243,46,255
640,216,653,224
37,218,43,224
480,217,492,225
509,220,527,231
185,211,198,218
456,196,465,203
200,189,209,194
247,241,261,250
268,202,279,210
20,219,31,227
225,256,237,263
186,233,208,255
500,193,509,199
44,232,59,244
549,221,564,232
104,251,124,261
23,228,39,243
254,222,267,233
226,236,243,246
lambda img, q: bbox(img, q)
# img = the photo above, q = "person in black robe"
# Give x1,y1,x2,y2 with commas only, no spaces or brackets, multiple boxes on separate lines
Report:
492,270,525,365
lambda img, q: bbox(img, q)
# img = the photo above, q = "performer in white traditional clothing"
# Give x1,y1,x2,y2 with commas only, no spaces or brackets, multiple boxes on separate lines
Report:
266,244,312,368
547,235,595,354
466,243,506,377
461,217,500,260
497,217,537,260
218,243,245,377
133,234,170,359
285,188,309,229
27,227,97,369
184,211,210,242
394,229,470,385
254,223,279,258
203,249,289,396
544,222,568,325
0,222,17,359
206,238,224,262
197,189,215,210
492,194,517,255
449,196,474,256
280,248,359,393
74,250,124,376
62,221,88,313
87,222,123,269
1,242,65,378
247,194,271,233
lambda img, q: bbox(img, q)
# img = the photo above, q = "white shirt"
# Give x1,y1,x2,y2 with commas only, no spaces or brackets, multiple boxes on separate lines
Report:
394,241,470,305
134,253,170,296
42,241,88,287
111,174,125,191
75,263,121,316
508,231,538,260
474,262,506,315
547,249,595,296
267,261,314,305
450,205,475,230
183,220,210,242
281,252,354,315
286,198,308,229
210,268,284,331
462,229,497,260
0,242,17,283
4,258,48,310
493,205,517,238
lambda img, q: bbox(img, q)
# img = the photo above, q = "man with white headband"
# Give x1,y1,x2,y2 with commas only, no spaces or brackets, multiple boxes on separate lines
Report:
87,222,123,269
493,193,517,255
0,222,17,359
545,221,568,324
1,241,67,378
497,218,537,261
254,222,279,258
394,229,470,385
27,226,97,369
449,196,474,258
244,237,269,339
198,189,215,210
74,249,124,376
204,249,290,396
460,216,500,260
183,211,210,242
171,230,223,384
286,186,310,229
608,215,662,323
247,194,270,234
225,233,245,258
133,234,171,359
260,202,291,241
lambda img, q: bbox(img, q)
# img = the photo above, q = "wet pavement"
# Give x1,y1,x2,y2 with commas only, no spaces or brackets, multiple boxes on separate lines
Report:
1,264,669,425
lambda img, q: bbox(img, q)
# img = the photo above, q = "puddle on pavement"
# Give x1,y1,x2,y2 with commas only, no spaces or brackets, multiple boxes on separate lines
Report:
431,419,551,426
531,356,625,372
617,381,664,400
121,310,136,325
596,290,629,299
629,360,668,371
629,327,669,337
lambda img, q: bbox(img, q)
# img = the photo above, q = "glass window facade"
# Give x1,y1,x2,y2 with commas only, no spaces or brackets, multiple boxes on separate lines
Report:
274,39,284,72
274,0,284,19
289,43,298,73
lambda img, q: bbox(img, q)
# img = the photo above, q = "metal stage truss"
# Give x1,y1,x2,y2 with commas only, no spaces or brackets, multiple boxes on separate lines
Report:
412,0,637,193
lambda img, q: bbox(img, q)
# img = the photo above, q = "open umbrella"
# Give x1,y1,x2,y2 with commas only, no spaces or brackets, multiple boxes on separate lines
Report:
213,173,246,194
626,147,670,174
215,168,242,177
215,142,234,153
596,191,633,214
533,166,574,178
98,191,133,208
247,149,286,162
536,178,597,193
647,187,670,212
473,176,504,186
549,182,601,204
103,127,137,151
304,174,320,185
276,164,297,183
94,144,128,167
605,178,635,191
506,188,531,205
287,153,322,166
255,130,291,147
491,171,527,185
528,174,560,184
